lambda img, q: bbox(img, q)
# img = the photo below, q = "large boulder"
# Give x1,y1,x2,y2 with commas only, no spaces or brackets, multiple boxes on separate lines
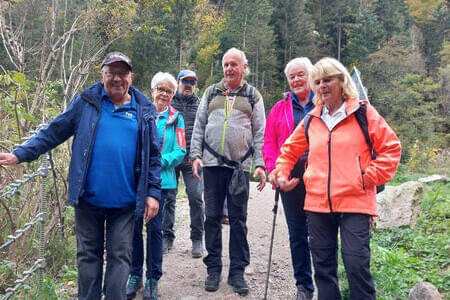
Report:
408,282,442,300
375,174,448,229
375,181,423,229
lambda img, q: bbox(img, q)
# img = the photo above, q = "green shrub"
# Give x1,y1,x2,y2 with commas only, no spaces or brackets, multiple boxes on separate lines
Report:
371,182,450,299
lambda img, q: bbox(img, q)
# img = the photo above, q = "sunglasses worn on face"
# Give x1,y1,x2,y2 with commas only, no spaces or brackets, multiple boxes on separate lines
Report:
103,70,130,78
181,78,196,86
156,87,174,95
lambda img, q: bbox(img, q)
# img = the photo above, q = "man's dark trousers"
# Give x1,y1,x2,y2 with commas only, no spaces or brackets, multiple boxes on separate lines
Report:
280,178,314,293
203,166,250,276
130,189,167,280
75,200,135,300
163,162,204,243
307,212,376,300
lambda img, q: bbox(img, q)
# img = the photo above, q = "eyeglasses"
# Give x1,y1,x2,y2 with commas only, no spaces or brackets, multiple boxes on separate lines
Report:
103,70,130,78
155,87,174,95
181,78,196,86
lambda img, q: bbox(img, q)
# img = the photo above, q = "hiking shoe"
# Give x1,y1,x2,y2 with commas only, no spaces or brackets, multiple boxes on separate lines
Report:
191,240,204,258
204,272,221,292
227,274,249,295
296,285,313,300
162,239,173,254
143,279,158,300
126,275,142,299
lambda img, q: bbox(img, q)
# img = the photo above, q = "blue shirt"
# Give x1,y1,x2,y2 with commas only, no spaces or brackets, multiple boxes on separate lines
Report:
83,88,138,208
291,91,315,127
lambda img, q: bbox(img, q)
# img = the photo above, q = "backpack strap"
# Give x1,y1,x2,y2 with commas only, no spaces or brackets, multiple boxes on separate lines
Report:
203,142,253,168
354,103,385,193
354,103,376,160
206,83,218,106
244,84,256,110
303,114,312,145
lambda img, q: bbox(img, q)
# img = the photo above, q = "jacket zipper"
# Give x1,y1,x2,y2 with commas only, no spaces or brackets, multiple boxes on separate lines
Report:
80,111,100,198
327,131,333,212
220,95,236,155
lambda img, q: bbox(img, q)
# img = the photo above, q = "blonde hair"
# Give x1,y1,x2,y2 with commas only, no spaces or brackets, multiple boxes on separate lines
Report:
309,57,358,105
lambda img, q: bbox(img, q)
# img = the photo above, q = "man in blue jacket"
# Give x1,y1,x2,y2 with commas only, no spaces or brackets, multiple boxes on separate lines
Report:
0,52,161,300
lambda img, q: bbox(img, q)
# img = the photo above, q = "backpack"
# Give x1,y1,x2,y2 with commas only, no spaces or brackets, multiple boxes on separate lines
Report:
303,103,385,193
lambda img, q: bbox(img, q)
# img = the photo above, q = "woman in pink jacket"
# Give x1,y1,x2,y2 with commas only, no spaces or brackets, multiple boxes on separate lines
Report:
262,57,315,300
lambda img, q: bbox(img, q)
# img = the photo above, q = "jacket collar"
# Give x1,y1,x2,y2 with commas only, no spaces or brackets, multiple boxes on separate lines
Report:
308,96,362,118
80,82,156,119
173,92,199,104
216,79,248,95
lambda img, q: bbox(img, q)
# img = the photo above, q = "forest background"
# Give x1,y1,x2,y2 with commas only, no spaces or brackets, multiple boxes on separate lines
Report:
0,0,448,299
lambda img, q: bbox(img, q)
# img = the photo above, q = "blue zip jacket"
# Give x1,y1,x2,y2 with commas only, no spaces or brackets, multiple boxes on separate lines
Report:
13,82,162,216
157,106,186,189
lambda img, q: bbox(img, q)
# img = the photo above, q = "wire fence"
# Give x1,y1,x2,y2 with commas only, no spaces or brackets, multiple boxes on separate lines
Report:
0,130,50,299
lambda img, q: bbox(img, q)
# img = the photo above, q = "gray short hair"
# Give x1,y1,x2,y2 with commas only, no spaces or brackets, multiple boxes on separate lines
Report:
284,57,313,78
151,72,177,92
222,47,250,76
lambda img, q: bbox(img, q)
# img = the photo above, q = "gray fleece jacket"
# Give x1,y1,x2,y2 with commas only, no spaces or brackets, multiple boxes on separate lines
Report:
190,80,266,171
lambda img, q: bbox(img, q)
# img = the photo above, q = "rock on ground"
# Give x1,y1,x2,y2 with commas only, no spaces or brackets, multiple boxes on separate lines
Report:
375,181,423,229
408,282,442,300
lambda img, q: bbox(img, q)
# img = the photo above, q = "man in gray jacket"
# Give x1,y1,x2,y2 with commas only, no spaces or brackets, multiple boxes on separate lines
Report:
190,47,266,295
163,69,205,258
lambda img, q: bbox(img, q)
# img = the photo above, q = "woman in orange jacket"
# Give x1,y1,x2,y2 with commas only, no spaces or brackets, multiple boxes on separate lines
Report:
270,57,402,300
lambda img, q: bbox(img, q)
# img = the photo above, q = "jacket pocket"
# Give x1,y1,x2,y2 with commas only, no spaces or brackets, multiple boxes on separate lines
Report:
357,156,366,190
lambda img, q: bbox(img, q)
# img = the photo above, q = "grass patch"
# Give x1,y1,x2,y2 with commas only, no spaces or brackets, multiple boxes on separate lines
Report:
371,182,450,299
336,182,449,299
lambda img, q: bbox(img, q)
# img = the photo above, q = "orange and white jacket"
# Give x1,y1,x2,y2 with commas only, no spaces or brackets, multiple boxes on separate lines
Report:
274,97,401,216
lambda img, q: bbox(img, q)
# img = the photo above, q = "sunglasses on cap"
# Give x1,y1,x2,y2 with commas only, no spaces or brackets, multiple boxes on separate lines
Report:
181,78,196,86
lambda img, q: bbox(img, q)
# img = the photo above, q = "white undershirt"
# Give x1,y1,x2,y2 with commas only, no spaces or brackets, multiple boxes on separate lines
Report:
321,101,347,131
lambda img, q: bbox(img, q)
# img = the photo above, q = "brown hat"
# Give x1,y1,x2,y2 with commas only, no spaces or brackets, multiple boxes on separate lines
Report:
101,52,132,70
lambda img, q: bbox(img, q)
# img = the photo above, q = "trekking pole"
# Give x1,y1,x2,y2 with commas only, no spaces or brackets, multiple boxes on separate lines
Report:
263,189,280,300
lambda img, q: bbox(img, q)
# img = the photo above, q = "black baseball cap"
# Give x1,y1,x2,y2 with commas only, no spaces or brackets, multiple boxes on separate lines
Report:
101,52,132,70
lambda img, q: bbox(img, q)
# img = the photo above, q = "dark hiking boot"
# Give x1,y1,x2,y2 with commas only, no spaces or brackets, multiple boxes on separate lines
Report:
126,275,142,299
296,285,313,300
162,239,173,254
191,240,204,258
143,279,158,300
204,272,221,292
227,274,249,295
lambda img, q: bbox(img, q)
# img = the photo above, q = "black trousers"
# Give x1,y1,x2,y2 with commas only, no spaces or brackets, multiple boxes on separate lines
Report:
202,166,250,276
75,200,135,300
307,212,376,300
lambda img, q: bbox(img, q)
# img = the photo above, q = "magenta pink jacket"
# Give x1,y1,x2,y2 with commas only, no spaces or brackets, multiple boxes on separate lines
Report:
262,93,296,173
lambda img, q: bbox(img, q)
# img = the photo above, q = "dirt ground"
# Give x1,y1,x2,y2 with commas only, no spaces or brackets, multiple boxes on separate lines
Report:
62,182,300,299
143,182,298,300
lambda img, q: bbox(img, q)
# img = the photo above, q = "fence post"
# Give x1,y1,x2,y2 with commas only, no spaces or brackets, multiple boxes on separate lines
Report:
38,153,49,284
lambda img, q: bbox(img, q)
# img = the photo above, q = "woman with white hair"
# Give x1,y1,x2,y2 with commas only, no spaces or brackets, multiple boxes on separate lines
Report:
262,57,315,300
270,57,402,299
127,72,186,300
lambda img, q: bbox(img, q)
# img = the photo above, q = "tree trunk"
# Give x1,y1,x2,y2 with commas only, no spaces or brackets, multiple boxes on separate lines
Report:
337,17,342,61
